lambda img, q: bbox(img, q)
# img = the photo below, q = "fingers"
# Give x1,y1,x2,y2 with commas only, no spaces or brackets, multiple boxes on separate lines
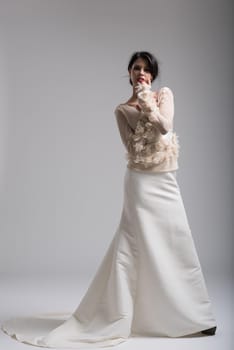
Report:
135,81,151,94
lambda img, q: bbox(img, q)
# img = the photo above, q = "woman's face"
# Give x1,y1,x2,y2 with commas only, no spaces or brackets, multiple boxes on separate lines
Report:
129,57,152,88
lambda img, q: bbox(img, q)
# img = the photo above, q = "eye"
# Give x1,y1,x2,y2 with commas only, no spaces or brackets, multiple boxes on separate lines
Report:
133,65,141,71
144,68,150,72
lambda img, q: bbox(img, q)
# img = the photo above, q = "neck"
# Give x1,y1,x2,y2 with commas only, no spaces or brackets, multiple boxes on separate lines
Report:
128,87,138,102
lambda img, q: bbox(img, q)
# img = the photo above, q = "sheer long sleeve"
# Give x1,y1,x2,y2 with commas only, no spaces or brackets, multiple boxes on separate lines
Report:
137,86,174,135
115,107,134,152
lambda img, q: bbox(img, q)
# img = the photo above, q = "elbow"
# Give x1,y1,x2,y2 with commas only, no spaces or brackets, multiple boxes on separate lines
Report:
151,121,170,135
149,112,173,135
159,122,172,135
162,119,173,134
161,128,169,135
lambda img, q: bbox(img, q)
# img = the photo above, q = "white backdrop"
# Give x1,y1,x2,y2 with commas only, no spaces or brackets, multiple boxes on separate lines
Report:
0,0,232,281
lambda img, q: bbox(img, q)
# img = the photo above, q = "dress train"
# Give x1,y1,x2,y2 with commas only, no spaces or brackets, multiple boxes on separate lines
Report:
1,168,217,348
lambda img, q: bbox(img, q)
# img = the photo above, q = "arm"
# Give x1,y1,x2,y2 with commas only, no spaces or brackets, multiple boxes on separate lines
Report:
115,106,134,152
137,85,174,135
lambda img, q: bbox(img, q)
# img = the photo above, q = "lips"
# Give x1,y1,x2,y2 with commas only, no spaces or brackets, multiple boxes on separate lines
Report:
137,78,145,83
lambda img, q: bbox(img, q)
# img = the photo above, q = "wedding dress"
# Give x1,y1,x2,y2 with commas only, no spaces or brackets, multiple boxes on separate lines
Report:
1,84,217,348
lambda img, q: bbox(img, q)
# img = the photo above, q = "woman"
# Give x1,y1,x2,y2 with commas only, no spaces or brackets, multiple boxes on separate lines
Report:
1,51,217,348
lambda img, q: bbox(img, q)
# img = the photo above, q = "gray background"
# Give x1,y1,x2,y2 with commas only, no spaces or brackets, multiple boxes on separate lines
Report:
0,0,232,282
0,1,233,349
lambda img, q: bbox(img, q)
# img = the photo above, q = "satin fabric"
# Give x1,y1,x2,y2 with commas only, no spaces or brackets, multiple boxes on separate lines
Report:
1,168,216,348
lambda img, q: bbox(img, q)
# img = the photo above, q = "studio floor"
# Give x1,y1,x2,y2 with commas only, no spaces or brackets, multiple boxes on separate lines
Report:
0,273,233,350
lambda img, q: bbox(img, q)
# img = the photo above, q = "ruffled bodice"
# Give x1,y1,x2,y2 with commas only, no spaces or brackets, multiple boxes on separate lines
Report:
115,85,180,173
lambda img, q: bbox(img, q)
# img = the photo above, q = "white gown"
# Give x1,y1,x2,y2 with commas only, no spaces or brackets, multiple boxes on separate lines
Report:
1,168,217,348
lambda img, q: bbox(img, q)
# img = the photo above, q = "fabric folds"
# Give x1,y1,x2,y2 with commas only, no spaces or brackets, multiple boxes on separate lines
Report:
1,168,216,348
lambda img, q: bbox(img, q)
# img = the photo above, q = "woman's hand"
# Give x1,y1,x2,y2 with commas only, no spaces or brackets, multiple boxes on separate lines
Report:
136,83,157,112
135,81,151,94
136,82,158,104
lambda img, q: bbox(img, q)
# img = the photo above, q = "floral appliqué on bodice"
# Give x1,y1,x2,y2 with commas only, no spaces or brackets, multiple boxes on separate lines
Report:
126,87,180,169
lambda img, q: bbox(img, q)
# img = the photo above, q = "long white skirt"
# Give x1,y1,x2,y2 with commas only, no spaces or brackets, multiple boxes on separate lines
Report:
1,168,217,348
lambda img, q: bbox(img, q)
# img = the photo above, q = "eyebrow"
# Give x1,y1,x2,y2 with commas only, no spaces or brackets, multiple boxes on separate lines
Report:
133,64,150,69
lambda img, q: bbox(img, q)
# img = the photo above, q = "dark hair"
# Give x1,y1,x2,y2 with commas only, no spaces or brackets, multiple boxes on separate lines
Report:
128,51,159,85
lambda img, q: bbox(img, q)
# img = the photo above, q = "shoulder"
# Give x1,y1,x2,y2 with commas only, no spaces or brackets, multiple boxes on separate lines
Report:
114,103,123,112
114,103,128,116
158,86,174,96
157,86,174,103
